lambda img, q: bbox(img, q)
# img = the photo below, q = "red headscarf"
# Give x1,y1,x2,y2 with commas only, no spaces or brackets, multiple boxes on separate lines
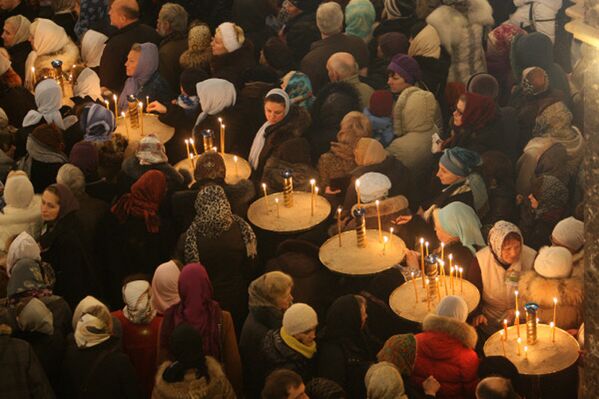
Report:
173,263,222,359
111,170,166,233
461,92,497,130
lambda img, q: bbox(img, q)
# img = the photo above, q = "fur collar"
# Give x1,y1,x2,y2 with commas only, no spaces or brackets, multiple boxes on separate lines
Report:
422,314,477,348
518,269,583,308
153,357,230,398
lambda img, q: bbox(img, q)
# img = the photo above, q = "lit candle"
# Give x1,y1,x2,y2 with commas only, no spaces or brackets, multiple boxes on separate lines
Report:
449,254,454,292
440,261,448,296
315,186,319,206
503,319,508,339
550,321,556,343
420,238,425,288
524,345,528,359
146,95,149,108
517,337,522,356
275,198,280,218
138,102,144,136
411,271,419,302
390,227,394,236
121,112,129,138
337,207,342,247
382,235,388,255
104,99,110,110
500,331,506,356
515,290,519,314
375,200,382,242
425,241,429,256
31,66,36,86
184,139,191,159
459,267,464,293
435,276,441,300
440,242,445,261
355,179,361,207
189,152,196,169
310,179,316,216
515,310,520,337
220,124,226,155
113,94,118,117
189,138,198,156
233,155,239,176
212,146,217,152
552,297,558,327
425,278,431,311
262,183,268,199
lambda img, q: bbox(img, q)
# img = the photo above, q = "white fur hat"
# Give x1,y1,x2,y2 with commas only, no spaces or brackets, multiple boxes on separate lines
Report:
358,172,391,203
534,246,573,279
551,217,584,252
217,22,242,53
282,303,318,336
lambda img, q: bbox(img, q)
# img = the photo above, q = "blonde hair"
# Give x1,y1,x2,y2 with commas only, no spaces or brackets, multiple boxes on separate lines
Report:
215,23,245,49
339,111,372,143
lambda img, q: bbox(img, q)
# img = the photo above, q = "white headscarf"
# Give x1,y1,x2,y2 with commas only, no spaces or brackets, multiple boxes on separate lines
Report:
24,19,71,90
73,67,102,101
80,29,108,68
122,280,156,324
6,232,41,277
5,15,31,46
194,78,237,126
248,88,290,169
22,79,77,129
436,295,469,322
3,171,34,209
551,217,584,253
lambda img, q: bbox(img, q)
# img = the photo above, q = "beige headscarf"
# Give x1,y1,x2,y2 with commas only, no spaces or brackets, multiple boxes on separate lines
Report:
17,298,54,335
354,138,388,166
5,15,31,47
24,19,70,90
408,24,441,59
73,296,113,348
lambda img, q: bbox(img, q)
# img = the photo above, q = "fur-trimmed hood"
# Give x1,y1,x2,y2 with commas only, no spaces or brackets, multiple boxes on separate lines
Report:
422,313,478,349
518,267,583,309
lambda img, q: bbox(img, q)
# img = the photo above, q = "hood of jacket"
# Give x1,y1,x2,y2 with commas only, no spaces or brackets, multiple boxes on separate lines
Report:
421,313,478,350
395,86,439,135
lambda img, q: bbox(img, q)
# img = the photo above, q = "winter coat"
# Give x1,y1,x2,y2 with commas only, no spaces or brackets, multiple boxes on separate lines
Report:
387,86,441,183
284,11,321,64
509,0,561,42
7,41,32,81
152,357,236,399
309,81,362,159
31,40,80,81
0,84,35,128
412,314,479,399
262,328,315,381
301,33,370,93
514,89,563,151
519,266,583,330
0,195,42,253
210,40,256,90
160,102,200,164
158,32,188,93
131,72,176,111
446,111,505,155
363,108,394,147
99,21,161,92
414,48,451,109
262,137,317,192
117,156,185,196
61,336,141,399
342,74,374,109
426,0,493,84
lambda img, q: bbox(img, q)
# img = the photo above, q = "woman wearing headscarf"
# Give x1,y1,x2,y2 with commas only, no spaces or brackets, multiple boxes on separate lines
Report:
112,278,162,397
68,140,116,204
280,0,320,64
377,334,419,396
61,296,141,398
518,174,569,250
551,216,584,268
118,42,175,112
153,323,236,398
317,294,376,399
515,138,570,197
71,68,103,106
184,184,257,331
249,88,311,182
240,271,294,398
159,263,243,396
80,29,108,71
63,101,114,154
179,24,212,71
152,260,181,315
281,70,315,109
0,171,41,252
345,0,376,42
364,362,412,399
24,19,79,91
443,92,504,155
411,296,479,398
2,15,32,80
210,22,256,89
472,221,537,336
39,183,99,309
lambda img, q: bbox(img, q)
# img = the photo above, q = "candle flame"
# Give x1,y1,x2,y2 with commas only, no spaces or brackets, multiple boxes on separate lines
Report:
337,207,342,214
553,297,558,304
550,321,555,327
500,330,504,336
390,227,394,234
375,199,380,206
262,183,266,189
315,187,319,194
459,267,463,273
120,112,125,117
189,138,194,144
504,319,508,325
383,236,389,243
233,155,238,162
411,271,415,277
517,337,522,344
515,310,520,317
355,179,360,188
310,178,315,185
448,253,453,260
218,117,222,123
275,198,279,203
113,94,117,100
515,290,519,296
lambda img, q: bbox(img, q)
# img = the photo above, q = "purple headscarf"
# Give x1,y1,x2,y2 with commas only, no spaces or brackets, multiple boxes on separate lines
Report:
47,183,80,220
118,42,159,110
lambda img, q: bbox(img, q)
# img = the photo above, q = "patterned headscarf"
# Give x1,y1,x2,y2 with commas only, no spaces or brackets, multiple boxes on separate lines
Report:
73,296,113,348
345,0,376,41
7,258,54,299
184,184,257,262
282,71,315,109
530,175,569,218
122,280,156,324
377,334,417,375
488,220,523,265
80,103,116,142
487,23,527,57
521,67,549,96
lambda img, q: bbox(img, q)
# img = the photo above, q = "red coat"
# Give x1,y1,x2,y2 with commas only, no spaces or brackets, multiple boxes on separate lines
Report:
112,310,163,398
411,314,479,399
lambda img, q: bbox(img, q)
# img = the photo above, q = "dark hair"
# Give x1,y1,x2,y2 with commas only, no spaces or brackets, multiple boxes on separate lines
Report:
44,185,60,201
262,369,303,399
120,4,140,20
164,323,209,383
122,273,151,287
476,377,520,399
264,93,286,105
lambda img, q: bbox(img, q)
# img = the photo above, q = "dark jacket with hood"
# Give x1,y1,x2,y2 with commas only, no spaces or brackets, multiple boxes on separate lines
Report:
117,156,185,197
7,40,32,82
210,41,256,90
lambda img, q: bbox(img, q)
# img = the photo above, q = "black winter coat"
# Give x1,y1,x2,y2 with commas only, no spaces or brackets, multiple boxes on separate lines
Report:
210,41,256,90
7,41,32,81
262,329,315,381
284,11,321,65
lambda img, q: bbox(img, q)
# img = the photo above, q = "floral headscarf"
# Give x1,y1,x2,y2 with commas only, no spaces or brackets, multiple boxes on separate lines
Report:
282,71,315,109
530,175,569,218
488,220,523,265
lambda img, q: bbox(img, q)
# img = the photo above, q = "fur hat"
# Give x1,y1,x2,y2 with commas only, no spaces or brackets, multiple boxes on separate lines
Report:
466,73,499,100
358,172,392,203
283,303,318,335
551,217,584,253
388,54,421,84
534,246,573,279
217,22,244,53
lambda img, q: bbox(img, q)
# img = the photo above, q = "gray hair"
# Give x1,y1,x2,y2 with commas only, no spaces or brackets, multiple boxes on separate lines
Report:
317,2,344,36
158,2,188,34
51,0,76,12
56,164,85,197
328,52,357,79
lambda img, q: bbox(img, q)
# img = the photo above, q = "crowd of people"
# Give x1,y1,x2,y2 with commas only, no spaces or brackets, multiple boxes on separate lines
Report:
0,0,587,398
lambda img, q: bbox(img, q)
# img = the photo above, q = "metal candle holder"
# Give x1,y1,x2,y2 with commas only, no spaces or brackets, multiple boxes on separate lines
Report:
201,129,214,153
282,169,294,208
353,207,367,248
51,59,65,92
525,302,539,345
127,95,140,129
425,254,440,302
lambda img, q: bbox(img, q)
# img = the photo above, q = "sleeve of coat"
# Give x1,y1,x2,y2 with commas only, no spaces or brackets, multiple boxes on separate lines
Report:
460,351,480,399
221,310,244,397
26,343,56,399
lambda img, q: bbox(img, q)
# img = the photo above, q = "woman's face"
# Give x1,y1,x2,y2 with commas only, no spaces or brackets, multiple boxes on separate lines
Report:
264,100,286,125
211,32,227,56
294,327,317,346
436,163,462,185
453,99,466,127
2,22,16,47
501,237,522,264
125,49,140,77
275,286,293,311
387,72,408,94
434,216,456,244
41,190,60,222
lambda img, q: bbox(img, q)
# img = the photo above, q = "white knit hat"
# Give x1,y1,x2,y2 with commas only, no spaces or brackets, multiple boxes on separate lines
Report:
217,22,242,53
358,172,391,203
551,217,584,252
534,246,573,279
436,295,468,322
282,303,318,336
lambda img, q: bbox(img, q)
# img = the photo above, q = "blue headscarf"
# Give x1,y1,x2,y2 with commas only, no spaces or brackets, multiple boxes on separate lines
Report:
345,0,376,40
80,103,116,142
436,202,485,254
118,42,159,110
440,147,488,214
283,71,314,109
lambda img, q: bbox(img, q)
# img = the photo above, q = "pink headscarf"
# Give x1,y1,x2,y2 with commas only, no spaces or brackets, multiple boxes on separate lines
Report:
151,260,181,314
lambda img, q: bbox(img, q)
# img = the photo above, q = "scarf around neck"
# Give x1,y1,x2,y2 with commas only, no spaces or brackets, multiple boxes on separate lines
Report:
281,327,317,358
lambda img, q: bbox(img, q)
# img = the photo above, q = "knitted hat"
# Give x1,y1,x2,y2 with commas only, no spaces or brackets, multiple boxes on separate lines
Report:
378,32,409,59
262,37,295,72
180,68,209,96
31,124,63,152
439,146,482,177
534,246,573,279
283,303,318,335
384,0,415,17
188,24,211,51
369,90,394,117
136,134,168,164
358,172,392,203
217,22,244,53
466,73,499,100
388,54,421,84
551,217,584,253
436,295,468,322
69,141,99,177
194,151,226,182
